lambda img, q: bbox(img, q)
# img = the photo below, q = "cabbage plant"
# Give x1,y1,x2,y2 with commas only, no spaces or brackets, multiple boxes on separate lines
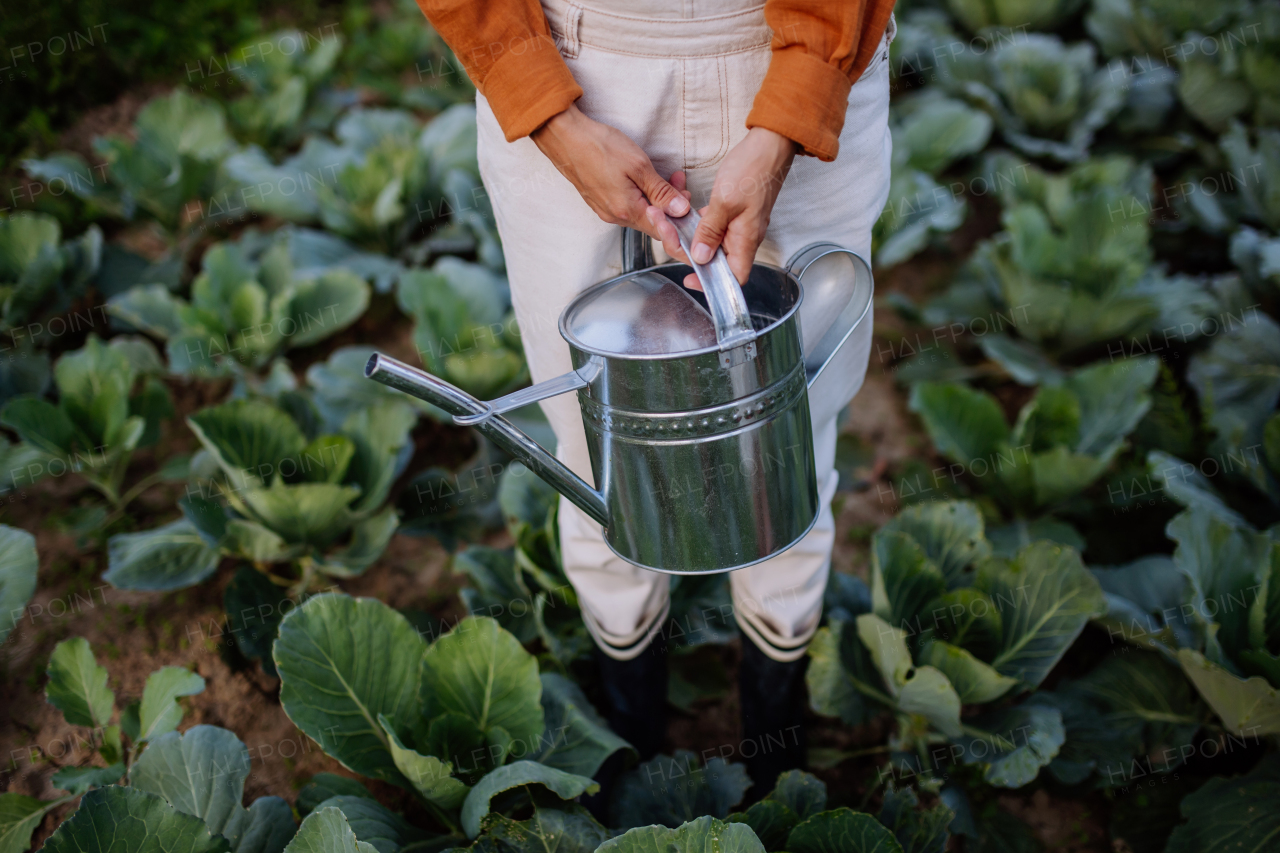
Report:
923,155,1218,359
224,105,500,262
1088,506,1280,741
0,335,175,514
1036,647,1207,788
1010,476,1280,842
272,596,630,843
1085,0,1245,59
1,636,299,853
1230,227,1280,303
1185,313,1280,508
340,0,477,111
102,393,414,595
909,357,1160,534
225,29,347,148
395,256,525,401
1162,755,1280,851
941,34,1124,161
808,501,1105,789
1168,4,1280,130
605,794,949,853
23,90,236,239
874,92,993,267
0,213,102,342
1220,123,1280,232
0,212,102,405
889,9,960,83
107,238,369,378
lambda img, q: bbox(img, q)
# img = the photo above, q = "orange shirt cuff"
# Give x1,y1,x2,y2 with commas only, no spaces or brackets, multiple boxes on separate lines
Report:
746,47,853,162
476,33,583,141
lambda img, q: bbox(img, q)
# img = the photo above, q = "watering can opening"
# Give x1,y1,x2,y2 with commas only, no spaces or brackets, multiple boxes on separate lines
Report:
560,264,802,361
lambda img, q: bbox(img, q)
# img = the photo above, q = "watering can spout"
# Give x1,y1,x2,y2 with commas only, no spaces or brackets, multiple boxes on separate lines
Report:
363,353,609,526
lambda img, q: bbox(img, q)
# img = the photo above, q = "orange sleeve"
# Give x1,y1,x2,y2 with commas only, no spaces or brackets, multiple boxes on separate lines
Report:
747,0,897,162
414,0,583,141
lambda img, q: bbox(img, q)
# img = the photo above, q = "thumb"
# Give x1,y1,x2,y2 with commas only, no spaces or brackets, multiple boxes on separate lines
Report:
690,198,733,266
631,161,691,218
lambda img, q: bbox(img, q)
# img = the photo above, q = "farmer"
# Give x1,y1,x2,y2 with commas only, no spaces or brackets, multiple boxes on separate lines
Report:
414,0,896,795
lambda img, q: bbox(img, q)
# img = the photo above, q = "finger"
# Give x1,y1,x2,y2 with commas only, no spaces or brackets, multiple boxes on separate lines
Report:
721,228,756,285
670,171,690,196
618,188,676,242
690,197,733,265
683,272,702,291
632,160,691,217
646,206,688,264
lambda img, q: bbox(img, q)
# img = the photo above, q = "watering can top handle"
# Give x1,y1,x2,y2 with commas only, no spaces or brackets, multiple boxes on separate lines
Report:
785,242,875,389
665,211,757,351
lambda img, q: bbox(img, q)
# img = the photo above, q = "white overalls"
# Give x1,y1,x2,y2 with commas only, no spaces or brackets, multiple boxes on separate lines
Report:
475,0,893,661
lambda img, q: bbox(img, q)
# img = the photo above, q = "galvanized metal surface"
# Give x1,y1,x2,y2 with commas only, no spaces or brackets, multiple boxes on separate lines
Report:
364,230,873,575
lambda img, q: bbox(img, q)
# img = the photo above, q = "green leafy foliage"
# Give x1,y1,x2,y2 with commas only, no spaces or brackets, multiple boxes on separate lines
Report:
274,594,622,841
909,358,1159,516
45,637,115,729
938,34,1125,161
274,593,425,785
1186,314,1280,511
395,258,524,401
922,155,1223,363
609,751,752,830
1093,506,1280,736
1169,5,1280,130
225,30,346,149
105,393,413,594
810,501,1102,787
875,92,993,267
41,786,233,853
24,90,236,237
1164,754,1280,851
459,762,597,838
1038,651,1206,785
0,212,102,404
949,0,1085,33
224,105,498,259
1086,0,1245,59
0,525,37,645
787,808,905,853
1,335,172,509
8,640,251,853
108,238,369,378
728,771,845,852
600,816,766,853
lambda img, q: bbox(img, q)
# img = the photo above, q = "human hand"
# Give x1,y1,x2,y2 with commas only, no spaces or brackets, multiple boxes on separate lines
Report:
531,104,690,240
647,127,798,290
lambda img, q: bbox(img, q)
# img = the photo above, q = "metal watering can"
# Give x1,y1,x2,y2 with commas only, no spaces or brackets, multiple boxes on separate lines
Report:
366,213,872,574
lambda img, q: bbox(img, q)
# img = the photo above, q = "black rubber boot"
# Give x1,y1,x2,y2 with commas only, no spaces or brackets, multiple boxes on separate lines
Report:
582,633,668,823
739,633,808,800
594,632,669,760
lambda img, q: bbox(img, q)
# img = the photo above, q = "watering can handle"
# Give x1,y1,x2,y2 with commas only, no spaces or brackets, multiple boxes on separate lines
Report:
665,212,757,351
785,243,875,390
364,353,609,526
